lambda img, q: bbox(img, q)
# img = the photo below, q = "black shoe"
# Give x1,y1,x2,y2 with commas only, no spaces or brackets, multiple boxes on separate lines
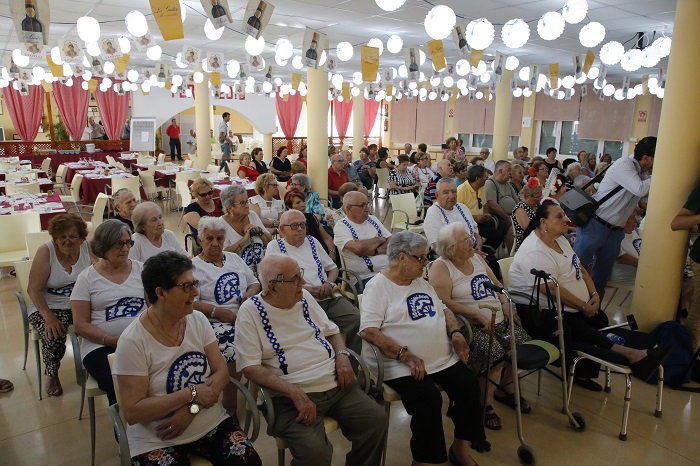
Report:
630,344,672,382
573,377,603,392
178,158,183,161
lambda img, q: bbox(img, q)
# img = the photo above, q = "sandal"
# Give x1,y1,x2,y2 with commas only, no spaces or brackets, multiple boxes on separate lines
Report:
45,376,63,397
0,378,14,393
493,391,531,414
483,405,502,430
470,439,491,453
448,445,479,466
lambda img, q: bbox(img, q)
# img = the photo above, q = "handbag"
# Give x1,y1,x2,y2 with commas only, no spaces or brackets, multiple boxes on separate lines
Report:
559,162,623,227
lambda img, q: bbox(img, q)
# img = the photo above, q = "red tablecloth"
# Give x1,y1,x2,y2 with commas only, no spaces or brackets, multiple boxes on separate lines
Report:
80,174,146,204
0,192,65,229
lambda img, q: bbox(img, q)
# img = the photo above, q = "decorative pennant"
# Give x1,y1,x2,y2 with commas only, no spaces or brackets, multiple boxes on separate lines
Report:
100,37,123,60
362,46,380,82
143,68,155,82
493,52,505,80
381,68,394,83
114,54,130,74
583,49,595,75
243,0,274,39
210,71,221,86
41,81,52,92
302,28,328,69
564,88,572,100
469,48,484,68
23,42,43,59
291,72,301,90
510,79,518,93
10,0,49,45
573,54,582,78
88,79,98,92
18,79,29,96
489,80,497,95
133,33,156,52
89,56,104,75
182,46,200,68
342,82,350,100
445,63,455,76
468,89,475,103
581,84,588,96
427,40,446,72
150,0,184,40
207,52,224,72
60,39,81,63
247,54,264,71
324,56,337,73
155,62,170,82
404,47,420,81
549,64,559,88
45,55,62,77
641,75,649,94
468,73,478,89
386,84,393,98
595,64,607,88
622,76,630,96
529,64,539,90
263,65,273,82
238,64,249,80
201,0,232,28
453,23,469,57
72,63,85,77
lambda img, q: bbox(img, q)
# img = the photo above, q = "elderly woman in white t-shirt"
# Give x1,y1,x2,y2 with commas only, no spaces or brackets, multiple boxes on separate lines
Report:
192,216,261,413
221,185,272,269
360,231,488,466
429,222,532,430
112,251,261,466
129,202,187,262
71,220,147,406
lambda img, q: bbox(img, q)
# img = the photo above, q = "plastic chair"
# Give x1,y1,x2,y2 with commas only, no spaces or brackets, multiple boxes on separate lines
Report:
14,259,43,400
389,193,424,233
0,212,41,266
54,164,67,184
138,171,170,208
25,231,51,259
226,161,239,175
498,257,514,289
111,176,142,200
58,173,84,207
183,159,194,168
66,192,109,231
375,167,390,199
207,163,221,174
106,155,118,166
40,157,52,175
5,182,41,195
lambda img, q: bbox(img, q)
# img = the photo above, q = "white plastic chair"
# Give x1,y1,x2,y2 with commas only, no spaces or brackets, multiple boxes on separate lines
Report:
25,231,51,260
58,173,84,207
0,212,41,266
110,176,142,200
375,167,390,199
67,192,109,231
389,193,424,233
5,182,41,195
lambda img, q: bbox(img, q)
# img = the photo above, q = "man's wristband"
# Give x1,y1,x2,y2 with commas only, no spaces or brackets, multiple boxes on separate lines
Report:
396,346,408,361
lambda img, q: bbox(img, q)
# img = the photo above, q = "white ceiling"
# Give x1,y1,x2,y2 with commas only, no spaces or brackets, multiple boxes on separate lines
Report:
0,0,677,85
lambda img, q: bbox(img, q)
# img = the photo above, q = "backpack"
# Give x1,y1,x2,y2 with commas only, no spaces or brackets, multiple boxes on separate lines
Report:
647,321,694,386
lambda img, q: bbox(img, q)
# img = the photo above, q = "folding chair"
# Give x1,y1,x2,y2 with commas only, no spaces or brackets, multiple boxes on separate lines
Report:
389,193,424,233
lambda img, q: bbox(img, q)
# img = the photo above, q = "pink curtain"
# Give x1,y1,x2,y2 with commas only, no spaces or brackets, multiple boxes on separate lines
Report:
2,84,45,142
94,79,130,139
275,92,303,138
333,99,353,138
52,77,90,141
364,99,381,137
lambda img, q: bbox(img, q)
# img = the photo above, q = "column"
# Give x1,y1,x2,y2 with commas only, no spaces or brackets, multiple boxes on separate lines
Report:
519,93,537,155
263,132,273,164
194,74,211,170
631,0,700,330
352,85,364,160
491,69,514,161
307,66,329,199
383,99,393,153
630,91,653,144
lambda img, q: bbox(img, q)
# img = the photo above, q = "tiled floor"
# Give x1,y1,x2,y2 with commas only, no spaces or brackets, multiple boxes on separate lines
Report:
0,196,698,465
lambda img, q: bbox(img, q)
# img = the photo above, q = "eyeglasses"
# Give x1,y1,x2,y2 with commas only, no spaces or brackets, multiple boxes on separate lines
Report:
281,222,307,230
407,253,429,264
198,190,213,197
347,202,369,209
270,269,304,284
57,235,81,242
289,182,301,188
112,240,134,249
232,199,249,207
172,280,200,293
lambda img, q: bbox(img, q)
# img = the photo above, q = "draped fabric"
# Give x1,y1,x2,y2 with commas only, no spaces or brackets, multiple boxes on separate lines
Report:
364,99,381,137
2,84,45,142
94,79,130,139
52,77,90,141
333,99,353,139
275,92,303,138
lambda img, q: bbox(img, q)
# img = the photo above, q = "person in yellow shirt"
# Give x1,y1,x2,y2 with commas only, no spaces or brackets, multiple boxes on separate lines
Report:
457,165,509,250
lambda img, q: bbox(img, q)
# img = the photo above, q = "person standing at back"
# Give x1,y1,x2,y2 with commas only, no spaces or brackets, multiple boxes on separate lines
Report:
219,112,234,173
166,118,182,161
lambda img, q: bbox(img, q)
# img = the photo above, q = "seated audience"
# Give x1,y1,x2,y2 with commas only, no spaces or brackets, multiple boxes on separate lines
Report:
360,231,488,466
334,191,391,286
327,144,338,168
271,147,292,182
236,151,259,181
236,255,388,466
376,147,395,170
510,163,525,193
453,161,468,186
71,220,147,405
443,136,466,162
567,162,592,190
354,146,377,191
424,178,481,250
295,144,308,167
470,157,485,166
389,154,419,196
485,160,518,252
341,149,361,186
511,179,543,252
424,159,455,208
609,213,642,287
328,153,350,208
266,210,361,354
411,152,435,185
112,188,138,231
251,147,268,175
113,251,261,466
480,148,495,173
457,165,506,251
183,178,223,238
220,185,272,269
129,202,187,262
528,160,549,187
287,161,307,187
582,152,597,177
600,153,613,165
249,173,284,231
28,214,95,397
543,147,560,173
404,143,412,156
284,189,336,256
289,173,330,228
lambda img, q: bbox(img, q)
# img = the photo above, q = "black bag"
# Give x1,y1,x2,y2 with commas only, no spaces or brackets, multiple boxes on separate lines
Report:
559,163,622,227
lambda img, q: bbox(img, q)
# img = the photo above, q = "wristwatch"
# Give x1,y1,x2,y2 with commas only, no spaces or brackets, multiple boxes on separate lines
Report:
188,385,200,415
336,349,351,358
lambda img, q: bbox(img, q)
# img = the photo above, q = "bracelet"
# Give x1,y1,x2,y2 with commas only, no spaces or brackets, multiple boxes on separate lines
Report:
211,307,217,319
590,291,599,297
581,302,587,312
449,329,462,339
102,334,108,346
396,346,408,361
336,349,351,358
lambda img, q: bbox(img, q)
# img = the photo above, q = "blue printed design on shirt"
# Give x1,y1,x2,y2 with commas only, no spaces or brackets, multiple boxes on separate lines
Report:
214,272,240,305
407,293,436,321
241,242,264,266
471,274,497,301
47,283,74,297
104,297,146,321
632,238,642,255
166,351,208,393
572,253,582,280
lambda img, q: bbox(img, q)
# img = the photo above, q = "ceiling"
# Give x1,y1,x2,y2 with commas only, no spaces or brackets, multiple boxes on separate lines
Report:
0,0,677,87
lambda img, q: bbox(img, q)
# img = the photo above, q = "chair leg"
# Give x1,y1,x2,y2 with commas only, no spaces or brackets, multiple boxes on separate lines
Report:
89,396,97,466
79,385,86,420
537,369,542,396
22,330,29,370
619,374,631,441
33,340,42,401
381,402,391,466
277,448,285,466
655,365,664,418
604,367,612,393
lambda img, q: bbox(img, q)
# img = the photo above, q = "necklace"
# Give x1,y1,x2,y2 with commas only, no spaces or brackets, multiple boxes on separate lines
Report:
147,308,183,346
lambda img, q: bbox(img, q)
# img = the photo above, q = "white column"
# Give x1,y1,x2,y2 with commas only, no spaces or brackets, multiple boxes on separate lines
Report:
194,76,212,170
307,67,329,198
492,69,514,161
352,86,364,161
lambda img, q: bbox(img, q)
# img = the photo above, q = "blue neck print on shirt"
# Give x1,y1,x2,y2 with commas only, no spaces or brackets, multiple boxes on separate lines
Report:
633,238,642,255
214,272,241,305
571,253,582,280
407,293,436,321
241,241,264,266
47,283,74,297
105,297,146,321
471,274,497,301
166,351,208,393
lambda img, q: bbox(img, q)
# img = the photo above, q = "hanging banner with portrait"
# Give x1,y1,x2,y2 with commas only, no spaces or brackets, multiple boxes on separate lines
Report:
201,0,232,28
302,28,327,70
242,0,274,39
10,0,49,45
150,0,184,41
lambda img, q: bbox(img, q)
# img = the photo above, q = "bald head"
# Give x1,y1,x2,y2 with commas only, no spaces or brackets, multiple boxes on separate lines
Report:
342,191,369,223
280,209,305,225
437,159,454,178
259,254,299,289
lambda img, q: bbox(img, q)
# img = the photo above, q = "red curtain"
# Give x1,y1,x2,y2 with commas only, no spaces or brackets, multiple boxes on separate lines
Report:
94,79,130,139
275,92,303,139
333,99,353,139
364,99,381,137
52,77,90,141
2,83,45,142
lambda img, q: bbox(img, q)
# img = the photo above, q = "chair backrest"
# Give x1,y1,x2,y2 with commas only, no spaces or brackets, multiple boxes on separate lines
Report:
157,153,166,164
176,179,193,208
510,216,518,257
55,164,67,184
0,212,41,254
376,167,390,190
25,231,51,259
70,173,84,202
114,162,128,171
183,160,193,168
40,157,51,174
14,259,33,310
226,161,239,175
498,257,514,289
175,171,200,181
6,171,38,180
106,155,118,166
92,193,110,228
389,193,420,224
6,182,41,195
136,157,152,165
206,163,221,174
138,171,157,196
111,176,141,200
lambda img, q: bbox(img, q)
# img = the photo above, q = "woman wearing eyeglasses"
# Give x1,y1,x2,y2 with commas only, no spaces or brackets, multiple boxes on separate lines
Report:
183,178,223,239
249,173,284,232
71,220,147,406
113,251,261,466
27,214,96,397
220,185,272,269
360,231,487,466
192,217,261,413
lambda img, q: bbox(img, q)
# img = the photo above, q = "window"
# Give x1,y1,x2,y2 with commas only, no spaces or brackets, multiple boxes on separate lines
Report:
560,121,598,156
603,141,624,160
538,121,557,153
536,120,629,160
472,134,493,148
509,136,520,153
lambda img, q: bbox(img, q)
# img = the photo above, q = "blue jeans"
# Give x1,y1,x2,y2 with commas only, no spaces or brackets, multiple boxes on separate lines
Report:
220,142,231,173
574,218,625,298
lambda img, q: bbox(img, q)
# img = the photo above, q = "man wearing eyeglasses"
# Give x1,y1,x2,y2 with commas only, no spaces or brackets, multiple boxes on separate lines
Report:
266,210,361,354
236,255,388,466
334,191,392,286
424,178,482,251
328,154,349,209
480,147,495,173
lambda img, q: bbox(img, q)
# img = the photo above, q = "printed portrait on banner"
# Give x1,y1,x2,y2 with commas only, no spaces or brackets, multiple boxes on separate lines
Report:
182,46,200,67
101,37,123,60
243,0,274,39
207,52,223,72
133,33,155,52
404,47,420,81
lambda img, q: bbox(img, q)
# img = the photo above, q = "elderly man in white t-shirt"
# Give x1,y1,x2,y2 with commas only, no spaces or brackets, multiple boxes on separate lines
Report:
333,191,392,286
424,177,482,251
236,255,387,466
266,210,361,354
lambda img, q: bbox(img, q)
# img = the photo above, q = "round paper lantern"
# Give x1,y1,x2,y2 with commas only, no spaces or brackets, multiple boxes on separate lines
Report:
424,5,456,41
368,38,384,56
387,35,403,54
118,36,131,54
620,49,644,72
522,87,532,97
375,0,406,12
537,12,565,41
562,0,588,24
78,16,101,42
275,38,294,60
602,83,615,96
245,35,265,56
292,56,303,69
579,22,605,48
466,18,495,50
505,56,519,71
103,61,115,74
518,66,530,81
146,45,162,60
599,41,624,65
175,53,188,69
82,70,92,81
125,11,148,38
455,59,470,76
336,42,353,62
204,19,224,41
12,49,29,67
193,71,204,83
172,74,183,87
50,46,64,66
561,75,575,89
443,76,454,87
501,19,529,49
513,87,523,97
586,66,599,80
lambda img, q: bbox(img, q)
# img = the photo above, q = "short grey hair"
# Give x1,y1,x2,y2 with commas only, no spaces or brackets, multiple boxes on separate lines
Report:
279,209,304,225
258,254,297,289
291,173,311,191
566,162,582,176
131,201,161,234
435,222,470,260
494,159,511,173
387,230,428,264
112,188,134,208
198,216,228,236
436,177,456,191
91,219,132,259
220,185,247,210
342,190,366,207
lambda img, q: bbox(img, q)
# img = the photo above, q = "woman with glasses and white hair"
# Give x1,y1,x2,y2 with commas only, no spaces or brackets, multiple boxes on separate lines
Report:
71,219,147,405
113,251,261,466
429,222,532,431
220,185,272,269
249,173,284,231
360,231,488,466
129,202,187,262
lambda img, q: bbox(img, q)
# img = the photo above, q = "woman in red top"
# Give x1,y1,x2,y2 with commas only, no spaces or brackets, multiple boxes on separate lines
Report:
236,152,259,181
296,144,308,167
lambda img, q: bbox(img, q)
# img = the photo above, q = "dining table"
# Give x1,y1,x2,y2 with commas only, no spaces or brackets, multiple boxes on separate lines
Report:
0,191,66,230
0,169,48,181
80,170,146,204
0,178,54,195
63,161,111,183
